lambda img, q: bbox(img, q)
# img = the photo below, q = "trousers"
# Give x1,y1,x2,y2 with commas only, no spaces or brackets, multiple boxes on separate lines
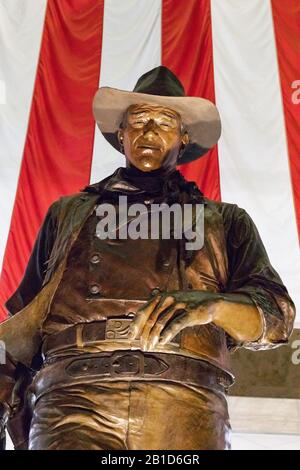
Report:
29,376,231,450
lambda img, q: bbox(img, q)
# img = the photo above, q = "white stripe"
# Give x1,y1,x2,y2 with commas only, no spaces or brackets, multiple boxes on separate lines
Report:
90,0,162,183
211,0,300,321
0,0,47,270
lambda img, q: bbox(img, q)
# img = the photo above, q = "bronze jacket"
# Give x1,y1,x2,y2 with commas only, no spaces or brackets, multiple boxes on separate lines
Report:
1,167,295,372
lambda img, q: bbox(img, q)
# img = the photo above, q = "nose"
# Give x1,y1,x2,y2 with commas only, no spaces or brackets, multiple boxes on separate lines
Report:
143,118,158,135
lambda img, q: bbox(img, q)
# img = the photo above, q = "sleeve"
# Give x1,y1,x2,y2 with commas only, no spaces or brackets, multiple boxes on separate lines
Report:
5,201,60,316
225,205,296,351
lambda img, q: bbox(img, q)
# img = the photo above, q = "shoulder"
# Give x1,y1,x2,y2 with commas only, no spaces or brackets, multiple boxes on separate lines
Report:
203,198,256,240
48,191,98,216
204,197,246,215
203,197,244,222
204,197,255,220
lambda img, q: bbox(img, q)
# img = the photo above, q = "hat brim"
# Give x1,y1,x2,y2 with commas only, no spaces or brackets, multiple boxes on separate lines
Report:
93,87,221,165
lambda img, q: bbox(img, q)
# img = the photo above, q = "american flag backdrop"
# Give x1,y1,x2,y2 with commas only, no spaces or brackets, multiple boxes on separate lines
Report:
0,0,299,322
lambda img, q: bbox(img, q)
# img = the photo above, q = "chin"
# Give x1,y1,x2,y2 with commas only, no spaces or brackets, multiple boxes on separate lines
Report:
133,156,162,172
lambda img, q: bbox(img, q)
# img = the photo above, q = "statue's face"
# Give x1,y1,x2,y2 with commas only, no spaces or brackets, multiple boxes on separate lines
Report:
118,103,189,172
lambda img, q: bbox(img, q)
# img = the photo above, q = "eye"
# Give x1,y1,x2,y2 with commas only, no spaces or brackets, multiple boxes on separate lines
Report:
131,120,145,127
160,122,172,129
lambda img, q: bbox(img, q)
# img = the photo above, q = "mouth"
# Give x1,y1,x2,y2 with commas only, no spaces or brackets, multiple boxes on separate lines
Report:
137,144,161,150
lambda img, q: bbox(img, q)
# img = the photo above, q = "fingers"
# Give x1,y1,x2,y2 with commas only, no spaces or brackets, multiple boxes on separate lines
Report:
139,296,176,350
129,293,215,350
146,303,187,350
159,307,210,345
128,295,163,340
158,316,187,346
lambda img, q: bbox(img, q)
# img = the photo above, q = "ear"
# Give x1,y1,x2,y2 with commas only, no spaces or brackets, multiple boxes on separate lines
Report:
181,131,189,147
117,129,124,145
117,129,125,154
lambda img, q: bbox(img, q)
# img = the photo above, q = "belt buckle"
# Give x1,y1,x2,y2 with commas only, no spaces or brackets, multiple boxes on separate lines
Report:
110,351,144,377
105,318,133,340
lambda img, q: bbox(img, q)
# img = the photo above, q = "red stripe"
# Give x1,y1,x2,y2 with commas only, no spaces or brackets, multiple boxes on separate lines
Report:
161,0,220,201
0,0,104,321
271,0,300,243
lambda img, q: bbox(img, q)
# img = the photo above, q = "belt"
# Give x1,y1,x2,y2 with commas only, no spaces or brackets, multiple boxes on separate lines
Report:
42,319,180,358
41,321,234,394
36,350,233,396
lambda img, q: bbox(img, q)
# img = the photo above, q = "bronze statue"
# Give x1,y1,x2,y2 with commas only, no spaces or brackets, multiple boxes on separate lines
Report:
0,67,295,450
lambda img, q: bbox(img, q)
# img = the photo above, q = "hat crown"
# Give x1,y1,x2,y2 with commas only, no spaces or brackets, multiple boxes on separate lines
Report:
133,66,186,98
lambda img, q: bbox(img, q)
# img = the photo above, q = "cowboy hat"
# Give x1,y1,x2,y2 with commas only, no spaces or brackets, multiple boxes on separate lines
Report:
92,66,221,165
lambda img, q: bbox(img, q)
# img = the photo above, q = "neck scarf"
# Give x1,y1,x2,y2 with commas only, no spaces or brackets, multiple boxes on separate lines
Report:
84,165,205,206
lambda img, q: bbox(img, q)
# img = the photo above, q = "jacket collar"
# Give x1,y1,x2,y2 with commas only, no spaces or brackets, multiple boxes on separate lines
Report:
82,166,205,205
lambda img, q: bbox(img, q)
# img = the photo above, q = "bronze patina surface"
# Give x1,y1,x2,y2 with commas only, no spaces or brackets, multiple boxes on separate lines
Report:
0,67,295,450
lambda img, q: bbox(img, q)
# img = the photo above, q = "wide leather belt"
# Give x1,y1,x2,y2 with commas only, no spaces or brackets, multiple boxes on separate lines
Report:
42,319,180,358
41,322,234,394
36,350,233,395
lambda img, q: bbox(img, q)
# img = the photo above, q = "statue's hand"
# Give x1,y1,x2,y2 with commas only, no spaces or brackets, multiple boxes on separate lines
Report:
0,402,9,425
129,290,222,351
0,354,18,447
0,402,10,450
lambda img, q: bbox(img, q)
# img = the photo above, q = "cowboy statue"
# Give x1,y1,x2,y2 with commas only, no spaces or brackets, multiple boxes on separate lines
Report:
0,67,295,450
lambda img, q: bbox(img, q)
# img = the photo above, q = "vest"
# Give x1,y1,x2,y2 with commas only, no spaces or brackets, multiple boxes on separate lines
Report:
1,191,232,374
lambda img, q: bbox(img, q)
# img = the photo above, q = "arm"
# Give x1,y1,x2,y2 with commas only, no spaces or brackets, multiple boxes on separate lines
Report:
1,200,59,365
223,206,295,350
208,295,263,343
128,290,263,350
5,202,59,316
128,206,295,351
0,202,59,448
